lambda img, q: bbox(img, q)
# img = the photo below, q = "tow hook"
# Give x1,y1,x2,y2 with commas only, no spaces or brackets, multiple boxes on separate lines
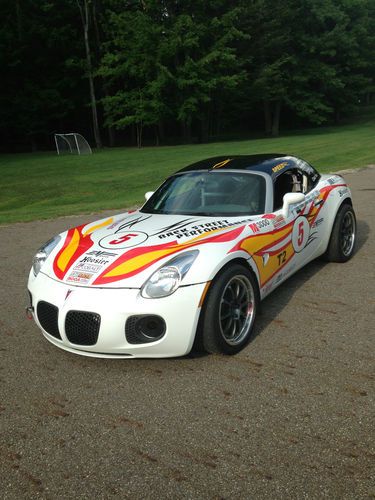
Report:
25,306,34,320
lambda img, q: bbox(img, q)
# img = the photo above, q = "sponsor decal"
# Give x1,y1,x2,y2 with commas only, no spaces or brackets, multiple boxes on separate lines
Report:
157,218,253,240
74,250,118,269
272,162,288,173
273,215,285,229
311,217,324,229
73,262,102,273
86,250,118,258
67,271,94,284
326,175,342,186
275,272,284,284
70,250,119,277
249,218,271,233
153,218,201,239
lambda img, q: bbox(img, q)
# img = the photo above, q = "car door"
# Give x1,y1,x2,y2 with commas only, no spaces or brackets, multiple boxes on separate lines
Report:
249,167,318,295
273,166,324,273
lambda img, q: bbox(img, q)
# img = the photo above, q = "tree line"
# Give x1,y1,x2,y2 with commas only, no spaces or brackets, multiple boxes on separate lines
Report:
0,0,374,152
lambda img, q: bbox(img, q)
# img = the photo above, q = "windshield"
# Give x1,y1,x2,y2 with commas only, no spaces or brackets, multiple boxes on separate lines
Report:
141,171,266,216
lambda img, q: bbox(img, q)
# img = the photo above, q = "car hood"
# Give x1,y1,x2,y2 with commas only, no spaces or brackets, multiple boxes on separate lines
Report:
42,210,256,288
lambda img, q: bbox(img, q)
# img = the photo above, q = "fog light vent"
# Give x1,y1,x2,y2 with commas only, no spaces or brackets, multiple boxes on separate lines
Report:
125,315,166,344
37,301,61,340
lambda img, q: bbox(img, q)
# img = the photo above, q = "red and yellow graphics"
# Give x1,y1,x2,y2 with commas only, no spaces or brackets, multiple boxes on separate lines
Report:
93,225,245,285
230,221,295,287
53,218,113,280
52,182,344,287
229,184,340,288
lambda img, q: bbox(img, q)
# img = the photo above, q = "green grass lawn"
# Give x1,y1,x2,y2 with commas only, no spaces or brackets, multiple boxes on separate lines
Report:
1,112,374,225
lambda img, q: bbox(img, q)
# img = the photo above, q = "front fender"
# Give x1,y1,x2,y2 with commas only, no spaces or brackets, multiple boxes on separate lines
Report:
202,250,260,287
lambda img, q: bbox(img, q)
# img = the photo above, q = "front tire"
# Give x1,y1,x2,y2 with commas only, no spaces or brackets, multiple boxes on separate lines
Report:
324,203,356,262
199,264,259,355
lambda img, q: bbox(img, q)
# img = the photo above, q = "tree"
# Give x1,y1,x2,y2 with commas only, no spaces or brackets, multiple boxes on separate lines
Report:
77,0,102,148
98,0,247,144
159,1,247,142
287,0,373,125
238,0,300,136
98,3,171,147
0,1,85,151
0,0,373,150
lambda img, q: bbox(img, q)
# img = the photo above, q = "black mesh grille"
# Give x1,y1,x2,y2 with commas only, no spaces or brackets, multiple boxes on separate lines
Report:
36,301,61,339
65,311,100,345
125,316,140,344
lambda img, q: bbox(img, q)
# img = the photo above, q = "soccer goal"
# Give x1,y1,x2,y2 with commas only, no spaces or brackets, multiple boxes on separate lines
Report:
54,133,92,155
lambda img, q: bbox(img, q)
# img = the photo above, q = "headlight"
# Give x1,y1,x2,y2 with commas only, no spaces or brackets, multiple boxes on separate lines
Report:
141,250,199,298
32,235,61,276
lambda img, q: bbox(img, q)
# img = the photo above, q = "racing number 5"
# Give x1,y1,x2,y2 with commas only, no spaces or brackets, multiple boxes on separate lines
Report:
109,233,138,245
292,216,310,253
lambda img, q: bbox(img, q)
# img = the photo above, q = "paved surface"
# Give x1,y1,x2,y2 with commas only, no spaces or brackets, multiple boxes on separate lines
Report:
0,167,374,499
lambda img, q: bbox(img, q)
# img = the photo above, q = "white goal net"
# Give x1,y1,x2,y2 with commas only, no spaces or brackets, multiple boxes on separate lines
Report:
54,133,92,155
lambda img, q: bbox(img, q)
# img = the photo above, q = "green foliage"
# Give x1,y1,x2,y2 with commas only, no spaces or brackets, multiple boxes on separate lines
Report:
0,0,374,149
0,1,84,148
98,1,247,145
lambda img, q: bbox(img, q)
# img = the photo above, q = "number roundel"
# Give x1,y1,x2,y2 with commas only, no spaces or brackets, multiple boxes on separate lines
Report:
292,216,310,253
99,231,148,249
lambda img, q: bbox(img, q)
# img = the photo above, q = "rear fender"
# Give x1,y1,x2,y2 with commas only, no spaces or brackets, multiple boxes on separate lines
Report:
320,189,353,255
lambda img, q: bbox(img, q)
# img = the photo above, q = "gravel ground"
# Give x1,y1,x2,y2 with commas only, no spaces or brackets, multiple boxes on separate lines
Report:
0,167,374,499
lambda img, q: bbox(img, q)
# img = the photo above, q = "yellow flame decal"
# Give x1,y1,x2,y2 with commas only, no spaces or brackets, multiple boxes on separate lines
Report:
237,225,294,286
57,229,80,272
83,217,114,236
252,241,294,286
239,225,291,255
106,249,171,277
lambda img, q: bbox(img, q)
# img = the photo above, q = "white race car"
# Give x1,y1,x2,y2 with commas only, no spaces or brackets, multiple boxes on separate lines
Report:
27,154,356,358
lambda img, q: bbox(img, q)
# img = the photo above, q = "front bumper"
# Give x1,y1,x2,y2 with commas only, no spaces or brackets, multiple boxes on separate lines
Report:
28,272,206,358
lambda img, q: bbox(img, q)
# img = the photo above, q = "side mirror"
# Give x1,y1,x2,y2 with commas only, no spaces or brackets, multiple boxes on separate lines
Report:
144,191,154,201
282,192,305,218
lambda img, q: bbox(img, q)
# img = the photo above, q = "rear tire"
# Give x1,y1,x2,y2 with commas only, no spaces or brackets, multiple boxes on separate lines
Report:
198,264,259,355
324,204,356,262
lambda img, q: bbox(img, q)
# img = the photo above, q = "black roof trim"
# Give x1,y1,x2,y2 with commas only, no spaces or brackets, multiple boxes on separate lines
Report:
178,154,318,179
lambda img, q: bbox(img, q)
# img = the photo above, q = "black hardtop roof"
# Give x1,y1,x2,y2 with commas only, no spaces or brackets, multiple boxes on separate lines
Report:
178,154,316,178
